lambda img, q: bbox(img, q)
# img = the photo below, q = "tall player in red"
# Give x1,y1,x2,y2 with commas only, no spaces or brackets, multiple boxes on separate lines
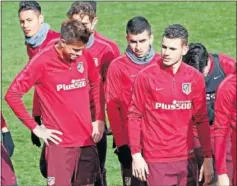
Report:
214,69,236,186
18,1,60,147
5,20,104,186
67,2,120,185
106,16,160,186
127,24,214,186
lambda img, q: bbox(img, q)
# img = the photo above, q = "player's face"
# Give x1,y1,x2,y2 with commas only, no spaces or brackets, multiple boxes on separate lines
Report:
161,37,188,67
71,14,97,33
19,10,43,37
126,30,153,58
61,41,86,61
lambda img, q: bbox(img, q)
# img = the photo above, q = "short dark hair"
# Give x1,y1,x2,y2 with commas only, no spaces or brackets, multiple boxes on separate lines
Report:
86,1,96,13
67,1,96,21
163,24,188,45
18,1,41,14
183,43,209,72
126,16,151,35
60,19,90,44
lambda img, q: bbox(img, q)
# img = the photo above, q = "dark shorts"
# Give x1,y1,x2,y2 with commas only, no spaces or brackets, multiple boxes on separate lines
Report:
1,143,17,186
43,144,99,186
147,157,198,186
73,145,100,186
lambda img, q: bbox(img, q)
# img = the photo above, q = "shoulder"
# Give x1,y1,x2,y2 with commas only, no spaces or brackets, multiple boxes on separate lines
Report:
218,73,236,91
47,30,60,38
94,38,112,51
94,32,119,49
108,54,127,69
210,53,236,64
29,45,55,66
182,62,202,78
137,62,159,79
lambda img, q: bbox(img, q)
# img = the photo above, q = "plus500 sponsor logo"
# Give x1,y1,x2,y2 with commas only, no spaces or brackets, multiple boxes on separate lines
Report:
155,100,192,110
57,79,86,91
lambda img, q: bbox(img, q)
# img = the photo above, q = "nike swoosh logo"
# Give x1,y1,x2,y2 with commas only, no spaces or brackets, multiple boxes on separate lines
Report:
214,75,221,80
156,88,164,91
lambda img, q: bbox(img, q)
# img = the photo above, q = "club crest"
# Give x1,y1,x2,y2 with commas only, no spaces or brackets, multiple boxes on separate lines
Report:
47,177,55,186
77,62,84,73
182,83,191,95
124,177,131,186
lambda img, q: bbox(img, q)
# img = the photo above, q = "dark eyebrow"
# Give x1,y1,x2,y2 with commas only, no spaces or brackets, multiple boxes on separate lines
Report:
139,39,146,42
161,44,167,48
130,39,147,43
162,44,177,50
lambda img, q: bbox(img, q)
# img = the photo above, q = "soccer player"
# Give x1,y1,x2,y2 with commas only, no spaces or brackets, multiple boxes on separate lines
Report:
5,19,104,186
127,24,214,186
214,69,236,186
106,16,160,186
183,43,236,183
1,113,18,186
67,1,120,59
67,2,120,185
18,1,60,147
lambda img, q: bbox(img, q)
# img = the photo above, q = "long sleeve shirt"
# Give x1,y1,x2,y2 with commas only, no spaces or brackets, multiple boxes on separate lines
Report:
5,44,104,147
214,73,236,175
128,60,212,162
106,54,160,147
87,38,115,121
26,30,60,117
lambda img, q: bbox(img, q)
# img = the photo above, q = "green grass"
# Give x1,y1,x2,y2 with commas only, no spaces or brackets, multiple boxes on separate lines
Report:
1,2,236,186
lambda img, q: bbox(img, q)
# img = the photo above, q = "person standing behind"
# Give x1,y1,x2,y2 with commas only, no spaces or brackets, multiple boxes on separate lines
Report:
5,19,104,186
127,24,214,186
71,1,120,58
18,1,60,147
214,68,236,186
106,16,160,186
67,2,119,185
1,113,17,186
183,43,236,184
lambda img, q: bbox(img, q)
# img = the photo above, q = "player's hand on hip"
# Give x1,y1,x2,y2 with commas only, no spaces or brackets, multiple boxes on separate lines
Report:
92,120,105,143
32,125,63,145
217,174,230,186
132,153,149,182
199,157,214,185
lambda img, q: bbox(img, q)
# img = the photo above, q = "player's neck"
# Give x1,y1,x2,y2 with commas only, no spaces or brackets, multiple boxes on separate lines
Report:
172,60,182,74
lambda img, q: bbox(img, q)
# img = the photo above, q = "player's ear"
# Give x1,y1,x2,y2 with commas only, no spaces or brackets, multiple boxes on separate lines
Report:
149,34,154,45
60,39,66,48
39,14,44,24
91,16,98,30
182,44,189,56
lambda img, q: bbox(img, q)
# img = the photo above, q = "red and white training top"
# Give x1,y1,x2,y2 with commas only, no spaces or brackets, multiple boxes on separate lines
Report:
5,44,104,147
87,37,116,121
106,54,161,147
214,73,236,175
128,60,212,162
94,31,120,59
